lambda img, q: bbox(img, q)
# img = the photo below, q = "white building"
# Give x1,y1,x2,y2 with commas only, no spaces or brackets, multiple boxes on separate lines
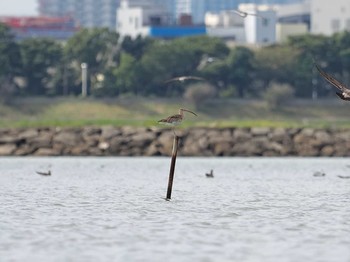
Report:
311,0,350,35
239,4,277,45
117,0,206,39
117,0,169,38
205,11,245,42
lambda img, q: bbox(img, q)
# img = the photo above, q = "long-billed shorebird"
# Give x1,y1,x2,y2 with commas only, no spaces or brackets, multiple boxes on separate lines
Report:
158,108,197,135
36,170,51,176
315,63,350,101
164,76,206,84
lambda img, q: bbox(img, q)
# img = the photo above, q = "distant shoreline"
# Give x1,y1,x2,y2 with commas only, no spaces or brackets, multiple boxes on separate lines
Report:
1,126,349,157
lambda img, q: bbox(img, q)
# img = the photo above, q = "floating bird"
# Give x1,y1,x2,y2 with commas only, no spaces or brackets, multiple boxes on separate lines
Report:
36,170,51,176
313,171,326,177
232,9,266,20
164,76,206,84
206,169,214,178
158,108,197,135
315,63,350,101
337,175,350,179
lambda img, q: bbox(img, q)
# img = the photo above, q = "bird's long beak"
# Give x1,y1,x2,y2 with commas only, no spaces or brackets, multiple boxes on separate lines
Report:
182,109,197,116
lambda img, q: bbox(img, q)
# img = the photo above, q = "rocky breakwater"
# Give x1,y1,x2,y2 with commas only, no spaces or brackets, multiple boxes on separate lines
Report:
0,126,350,157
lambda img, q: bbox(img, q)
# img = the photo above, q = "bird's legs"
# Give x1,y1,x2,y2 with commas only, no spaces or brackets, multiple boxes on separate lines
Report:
172,127,177,137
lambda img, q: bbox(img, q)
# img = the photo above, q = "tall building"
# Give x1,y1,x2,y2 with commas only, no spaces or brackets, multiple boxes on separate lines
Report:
38,0,120,29
176,0,237,25
311,0,350,35
175,0,301,25
117,0,205,39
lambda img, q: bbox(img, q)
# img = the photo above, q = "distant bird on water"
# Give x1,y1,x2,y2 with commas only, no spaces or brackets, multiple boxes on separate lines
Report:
36,170,51,176
338,175,350,179
206,170,214,178
313,171,326,177
158,108,197,135
315,63,350,101
164,76,206,84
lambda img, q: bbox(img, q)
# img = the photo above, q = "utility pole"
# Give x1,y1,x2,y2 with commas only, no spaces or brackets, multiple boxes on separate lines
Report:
81,63,88,97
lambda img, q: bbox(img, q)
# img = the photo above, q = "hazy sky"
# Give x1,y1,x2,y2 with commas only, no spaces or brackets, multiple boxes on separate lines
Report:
0,0,38,16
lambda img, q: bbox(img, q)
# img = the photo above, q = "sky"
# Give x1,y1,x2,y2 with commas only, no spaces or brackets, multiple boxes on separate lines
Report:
0,0,38,16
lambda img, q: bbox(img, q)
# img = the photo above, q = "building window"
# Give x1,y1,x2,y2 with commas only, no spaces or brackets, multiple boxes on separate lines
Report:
135,17,139,29
129,17,133,24
262,18,268,27
331,19,340,32
341,6,346,13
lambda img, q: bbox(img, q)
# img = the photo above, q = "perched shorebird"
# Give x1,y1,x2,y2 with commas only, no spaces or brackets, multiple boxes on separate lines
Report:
36,170,51,176
206,170,214,178
158,108,197,135
313,171,326,177
164,76,206,84
232,9,266,20
315,63,350,101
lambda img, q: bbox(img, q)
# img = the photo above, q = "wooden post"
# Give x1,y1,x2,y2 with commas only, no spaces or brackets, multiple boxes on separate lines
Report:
166,135,179,200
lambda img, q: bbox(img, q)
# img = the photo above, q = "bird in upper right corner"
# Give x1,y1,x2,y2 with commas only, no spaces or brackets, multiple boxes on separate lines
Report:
206,169,214,178
315,63,350,101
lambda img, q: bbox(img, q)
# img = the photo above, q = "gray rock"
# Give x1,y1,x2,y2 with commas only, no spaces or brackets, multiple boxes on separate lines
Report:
0,144,17,155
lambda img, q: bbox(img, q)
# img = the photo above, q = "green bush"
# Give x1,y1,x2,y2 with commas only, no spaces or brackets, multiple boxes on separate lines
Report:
183,83,217,108
263,82,295,109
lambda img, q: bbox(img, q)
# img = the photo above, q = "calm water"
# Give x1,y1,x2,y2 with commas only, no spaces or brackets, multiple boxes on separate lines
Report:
0,157,350,262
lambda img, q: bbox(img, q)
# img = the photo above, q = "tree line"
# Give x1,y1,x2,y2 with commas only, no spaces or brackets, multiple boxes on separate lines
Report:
1,22,350,100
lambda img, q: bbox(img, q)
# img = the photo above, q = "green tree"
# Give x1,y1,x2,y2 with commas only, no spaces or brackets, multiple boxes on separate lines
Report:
64,28,119,95
19,38,63,95
226,46,255,98
121,35,154,60
0,23,21,98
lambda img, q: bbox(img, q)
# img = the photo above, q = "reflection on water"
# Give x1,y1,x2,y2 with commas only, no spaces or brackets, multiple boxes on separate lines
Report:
0,157,350,262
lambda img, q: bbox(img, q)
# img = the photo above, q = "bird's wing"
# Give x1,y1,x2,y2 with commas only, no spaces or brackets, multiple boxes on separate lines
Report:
187,76,206,81
233,10,246,17
315,64,350,92
164,78,178,84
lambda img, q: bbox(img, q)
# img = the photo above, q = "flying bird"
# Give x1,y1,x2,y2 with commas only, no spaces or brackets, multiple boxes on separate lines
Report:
232,9,266,20
164,76,206,84
206,169,214,178
158,108,197,135
315,63,350,101
36,170,51,176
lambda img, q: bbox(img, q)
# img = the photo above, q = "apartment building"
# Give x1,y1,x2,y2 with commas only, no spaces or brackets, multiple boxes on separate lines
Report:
38,0,120,29
311,0,350,35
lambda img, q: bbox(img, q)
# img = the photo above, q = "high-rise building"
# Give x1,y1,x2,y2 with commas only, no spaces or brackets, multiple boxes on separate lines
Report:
311,0,350,35
38,0,120,29
175,0,300,25
176,0,237,25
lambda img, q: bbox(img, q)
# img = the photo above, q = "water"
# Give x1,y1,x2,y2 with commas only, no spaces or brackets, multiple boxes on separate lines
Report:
0,157,350,262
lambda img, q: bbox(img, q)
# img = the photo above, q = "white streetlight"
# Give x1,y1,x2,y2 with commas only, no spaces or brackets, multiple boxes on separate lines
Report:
81,63,88,97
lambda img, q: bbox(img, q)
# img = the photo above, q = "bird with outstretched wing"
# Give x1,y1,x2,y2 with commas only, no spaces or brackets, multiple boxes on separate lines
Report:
164,76,206,84
232,9,266,20
315,63,350,101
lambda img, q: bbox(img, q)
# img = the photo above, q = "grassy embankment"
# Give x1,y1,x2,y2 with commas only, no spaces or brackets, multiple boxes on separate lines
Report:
1,97,350,128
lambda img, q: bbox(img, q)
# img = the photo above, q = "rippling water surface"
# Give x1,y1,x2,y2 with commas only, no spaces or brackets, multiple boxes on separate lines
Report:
0,157,350,262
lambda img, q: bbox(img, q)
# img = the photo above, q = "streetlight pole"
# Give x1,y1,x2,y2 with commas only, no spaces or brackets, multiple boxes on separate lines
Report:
81,63,88,97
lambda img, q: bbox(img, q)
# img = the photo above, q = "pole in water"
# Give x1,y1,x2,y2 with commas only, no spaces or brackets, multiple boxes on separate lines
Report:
166,135,179,200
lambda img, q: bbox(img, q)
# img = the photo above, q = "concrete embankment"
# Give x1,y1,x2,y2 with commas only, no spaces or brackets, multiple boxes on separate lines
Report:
0,126,350,157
